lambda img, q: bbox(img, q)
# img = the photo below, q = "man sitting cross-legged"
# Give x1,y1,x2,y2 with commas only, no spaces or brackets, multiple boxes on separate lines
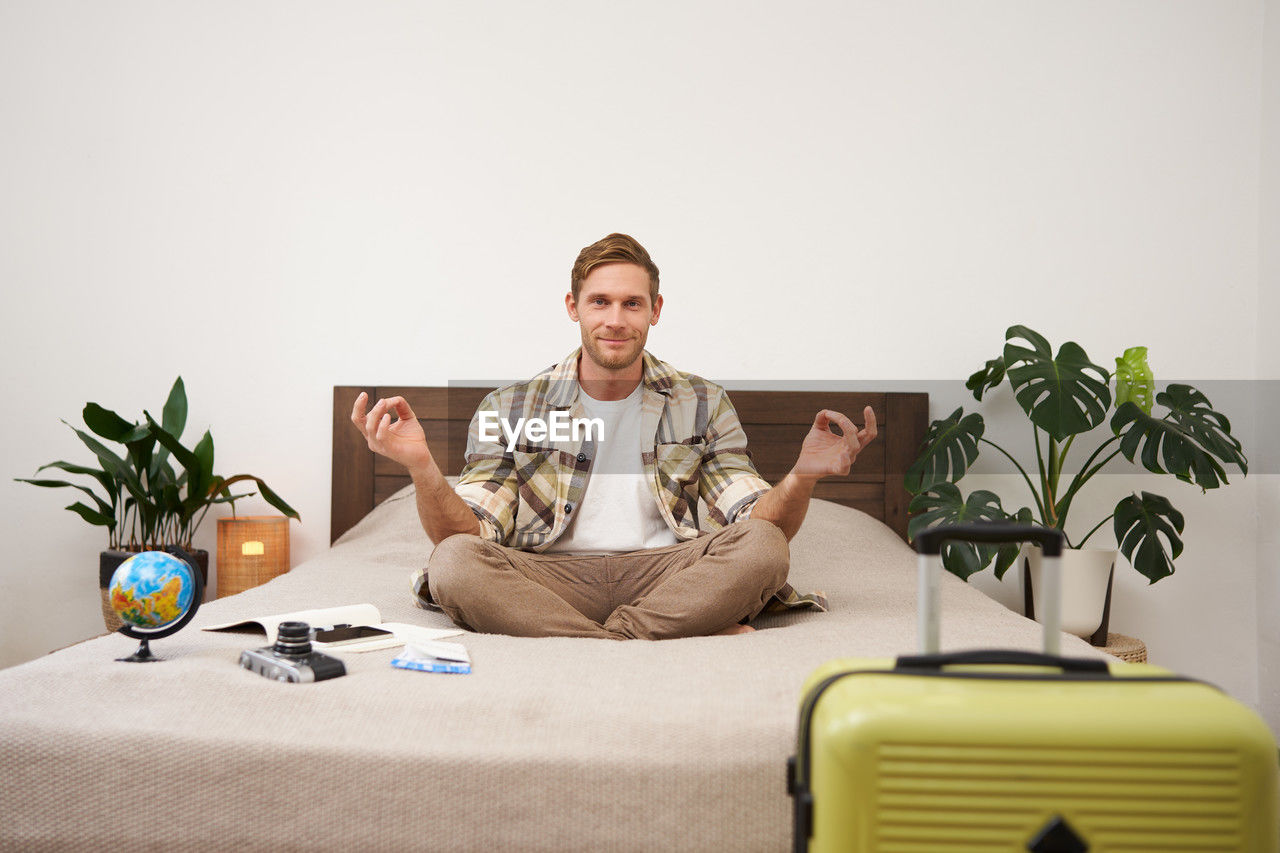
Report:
351,233,876,640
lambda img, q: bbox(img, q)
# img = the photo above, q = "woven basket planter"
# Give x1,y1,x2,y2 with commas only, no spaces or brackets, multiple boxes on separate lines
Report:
1101,632,1148,664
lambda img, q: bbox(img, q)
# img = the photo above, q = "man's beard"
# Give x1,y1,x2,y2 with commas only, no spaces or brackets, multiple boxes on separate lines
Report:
581,332,644,372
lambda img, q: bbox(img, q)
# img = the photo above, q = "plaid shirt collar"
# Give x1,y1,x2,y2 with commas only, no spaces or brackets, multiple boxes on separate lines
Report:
544,348,678,408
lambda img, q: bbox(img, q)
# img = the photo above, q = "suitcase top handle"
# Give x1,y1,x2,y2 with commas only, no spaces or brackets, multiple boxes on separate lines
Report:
895,649,1110,674
915,522,1064,557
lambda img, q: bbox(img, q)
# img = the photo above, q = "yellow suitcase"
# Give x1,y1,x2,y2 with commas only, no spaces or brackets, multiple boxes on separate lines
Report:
788,524,1279,852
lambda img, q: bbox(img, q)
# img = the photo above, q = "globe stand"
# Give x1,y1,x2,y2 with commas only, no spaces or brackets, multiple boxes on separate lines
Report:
113,547,204,663
117,638,159,663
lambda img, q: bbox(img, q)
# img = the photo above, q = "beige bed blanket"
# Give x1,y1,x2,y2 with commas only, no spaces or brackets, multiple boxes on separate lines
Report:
0,493,1102,852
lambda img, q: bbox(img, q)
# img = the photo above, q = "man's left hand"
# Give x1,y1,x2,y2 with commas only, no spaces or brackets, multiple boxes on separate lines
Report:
792,407,879,482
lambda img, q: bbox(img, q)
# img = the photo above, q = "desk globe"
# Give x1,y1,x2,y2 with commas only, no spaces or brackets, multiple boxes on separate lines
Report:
109,550,203,662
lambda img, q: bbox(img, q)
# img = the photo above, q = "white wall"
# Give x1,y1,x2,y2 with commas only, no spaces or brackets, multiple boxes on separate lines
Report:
1,1,1271,723
1258,0,1280,737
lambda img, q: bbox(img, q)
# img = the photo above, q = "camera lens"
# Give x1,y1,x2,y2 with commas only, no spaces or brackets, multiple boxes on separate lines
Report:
273,621,312,658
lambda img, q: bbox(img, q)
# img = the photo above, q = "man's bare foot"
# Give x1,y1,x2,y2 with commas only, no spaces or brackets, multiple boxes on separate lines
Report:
714,624,756,636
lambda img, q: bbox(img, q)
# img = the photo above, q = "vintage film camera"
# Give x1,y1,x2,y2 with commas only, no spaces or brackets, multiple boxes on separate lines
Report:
239,620,347,683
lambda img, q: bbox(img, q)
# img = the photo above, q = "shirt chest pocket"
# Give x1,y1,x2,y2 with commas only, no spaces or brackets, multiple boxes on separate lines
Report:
654,441,704,498
512,449,561,534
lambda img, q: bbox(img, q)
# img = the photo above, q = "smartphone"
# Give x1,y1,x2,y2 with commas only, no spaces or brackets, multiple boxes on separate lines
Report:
312,625,394,646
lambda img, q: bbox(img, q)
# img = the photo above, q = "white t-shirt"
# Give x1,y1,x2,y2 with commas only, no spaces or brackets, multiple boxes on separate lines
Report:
545,385,679,554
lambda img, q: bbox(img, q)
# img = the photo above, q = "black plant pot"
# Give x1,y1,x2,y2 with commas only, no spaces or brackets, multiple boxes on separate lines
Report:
98,548,209,632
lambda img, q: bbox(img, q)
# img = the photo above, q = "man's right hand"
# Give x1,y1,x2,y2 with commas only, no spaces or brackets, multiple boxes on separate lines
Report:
351,393,480,543
351,393,433,473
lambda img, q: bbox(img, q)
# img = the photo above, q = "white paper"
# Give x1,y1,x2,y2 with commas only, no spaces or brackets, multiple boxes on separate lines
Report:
403,638,470,663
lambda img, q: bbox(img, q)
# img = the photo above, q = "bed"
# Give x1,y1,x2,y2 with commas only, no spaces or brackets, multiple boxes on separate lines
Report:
0,385,1106,852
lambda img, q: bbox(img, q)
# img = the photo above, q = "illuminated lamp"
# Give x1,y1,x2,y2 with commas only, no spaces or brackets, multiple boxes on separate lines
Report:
216,515,290,598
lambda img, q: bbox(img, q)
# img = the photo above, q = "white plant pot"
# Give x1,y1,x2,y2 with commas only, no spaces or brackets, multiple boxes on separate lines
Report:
1025,546,1117,640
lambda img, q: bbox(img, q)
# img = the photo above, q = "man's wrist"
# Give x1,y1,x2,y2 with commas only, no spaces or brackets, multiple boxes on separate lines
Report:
785,468,823,489
408,459,446,489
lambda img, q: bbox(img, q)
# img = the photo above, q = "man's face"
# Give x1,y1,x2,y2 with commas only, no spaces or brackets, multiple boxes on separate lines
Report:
566,263,663,374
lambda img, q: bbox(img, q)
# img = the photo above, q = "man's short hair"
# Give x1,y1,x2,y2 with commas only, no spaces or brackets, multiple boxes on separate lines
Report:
571,233,660,303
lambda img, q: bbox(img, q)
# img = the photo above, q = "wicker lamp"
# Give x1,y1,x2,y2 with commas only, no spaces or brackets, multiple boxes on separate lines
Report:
216,516,290,598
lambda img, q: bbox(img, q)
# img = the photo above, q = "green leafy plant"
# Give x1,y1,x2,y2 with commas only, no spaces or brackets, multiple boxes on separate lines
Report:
17,377,299,551
906,325,1246,583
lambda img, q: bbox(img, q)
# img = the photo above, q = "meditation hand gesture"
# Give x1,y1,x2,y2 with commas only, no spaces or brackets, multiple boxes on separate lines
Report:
792,407,878,482
351,393,433,473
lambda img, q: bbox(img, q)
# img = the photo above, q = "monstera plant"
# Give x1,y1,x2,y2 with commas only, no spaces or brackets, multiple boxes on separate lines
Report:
905,325,1247,584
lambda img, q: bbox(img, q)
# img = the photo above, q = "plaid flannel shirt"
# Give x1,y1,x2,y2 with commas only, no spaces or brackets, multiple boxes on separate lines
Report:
436,349,826,613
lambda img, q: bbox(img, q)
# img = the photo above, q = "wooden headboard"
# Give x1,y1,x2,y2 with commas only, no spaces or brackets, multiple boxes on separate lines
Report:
331,386,928,544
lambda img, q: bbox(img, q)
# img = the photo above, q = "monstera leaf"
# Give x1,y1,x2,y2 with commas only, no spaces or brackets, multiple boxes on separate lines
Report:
1113,492,1185,583
908,484,1032,579
1114,346,1154,413
1111,385,1247,490
905,408,984,495
966,356,1006,401
1003,325,1112,441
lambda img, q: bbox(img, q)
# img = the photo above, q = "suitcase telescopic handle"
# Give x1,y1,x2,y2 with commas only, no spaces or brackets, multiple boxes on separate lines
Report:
913,523,1066,657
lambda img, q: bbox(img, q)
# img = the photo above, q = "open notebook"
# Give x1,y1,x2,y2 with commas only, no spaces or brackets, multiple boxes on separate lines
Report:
203,602,463,652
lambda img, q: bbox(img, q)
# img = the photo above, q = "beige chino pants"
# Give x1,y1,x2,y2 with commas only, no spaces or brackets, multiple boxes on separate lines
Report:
425,518,790,640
